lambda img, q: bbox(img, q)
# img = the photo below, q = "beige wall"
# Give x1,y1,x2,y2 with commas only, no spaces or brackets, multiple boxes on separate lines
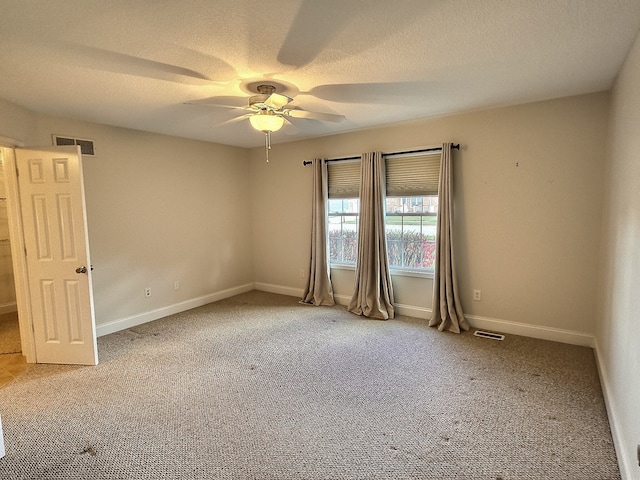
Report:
596,30,640,478
0,98,35,145
250,92,609,336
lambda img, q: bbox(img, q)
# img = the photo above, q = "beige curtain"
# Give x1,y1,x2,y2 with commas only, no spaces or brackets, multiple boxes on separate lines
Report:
301,158,335,306
429,143,469,333
348,152,395,320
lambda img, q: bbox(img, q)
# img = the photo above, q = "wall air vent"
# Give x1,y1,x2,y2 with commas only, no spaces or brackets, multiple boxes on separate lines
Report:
52,135,96,156
473,330,505,341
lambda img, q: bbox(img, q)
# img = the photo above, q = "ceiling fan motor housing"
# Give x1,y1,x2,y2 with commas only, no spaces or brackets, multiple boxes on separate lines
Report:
249,94,271,110
250,85,284,110
256,85,276,95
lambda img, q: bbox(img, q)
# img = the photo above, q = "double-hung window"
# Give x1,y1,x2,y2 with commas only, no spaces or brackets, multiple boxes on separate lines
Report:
385,152,441,273
328,198,359,264
327,160,360,265
327,151,441,275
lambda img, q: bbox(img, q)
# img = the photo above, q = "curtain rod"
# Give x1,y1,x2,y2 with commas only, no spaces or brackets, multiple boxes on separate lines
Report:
302,144,460,166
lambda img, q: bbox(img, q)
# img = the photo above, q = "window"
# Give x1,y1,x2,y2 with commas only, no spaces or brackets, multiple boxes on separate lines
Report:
386,196,438,271
384,152,440,274
328,198,359,264
326,151,441,274
327,160,360,265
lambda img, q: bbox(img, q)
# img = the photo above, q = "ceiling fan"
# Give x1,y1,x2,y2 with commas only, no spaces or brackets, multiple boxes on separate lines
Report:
189,83,346,162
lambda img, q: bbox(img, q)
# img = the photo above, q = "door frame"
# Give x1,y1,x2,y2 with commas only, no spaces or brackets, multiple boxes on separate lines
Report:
1,144,36,362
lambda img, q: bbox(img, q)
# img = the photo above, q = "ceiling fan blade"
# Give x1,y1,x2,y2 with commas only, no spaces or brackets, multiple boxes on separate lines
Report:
285,109,345,123
264,93,292,109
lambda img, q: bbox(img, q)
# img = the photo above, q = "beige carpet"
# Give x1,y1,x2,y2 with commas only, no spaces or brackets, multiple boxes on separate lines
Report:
0,312,20,355
0,291,620,479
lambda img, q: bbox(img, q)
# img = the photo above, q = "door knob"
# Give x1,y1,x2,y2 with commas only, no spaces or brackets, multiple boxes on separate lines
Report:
75,266,88,274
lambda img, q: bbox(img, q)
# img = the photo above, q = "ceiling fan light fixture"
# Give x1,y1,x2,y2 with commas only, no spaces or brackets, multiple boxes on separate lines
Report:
249,110,284,132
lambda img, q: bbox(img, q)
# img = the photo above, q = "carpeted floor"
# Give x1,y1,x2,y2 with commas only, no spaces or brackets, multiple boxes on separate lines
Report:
0,291,620,479
0,312,21,355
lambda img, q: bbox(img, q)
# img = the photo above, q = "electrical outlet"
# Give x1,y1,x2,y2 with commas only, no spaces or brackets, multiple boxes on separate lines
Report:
473,289,482,301
144,287,151,298
299,269,305,278
173,280,180,291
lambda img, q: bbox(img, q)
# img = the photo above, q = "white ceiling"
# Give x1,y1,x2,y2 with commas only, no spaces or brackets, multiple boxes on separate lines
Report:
1,0,639,148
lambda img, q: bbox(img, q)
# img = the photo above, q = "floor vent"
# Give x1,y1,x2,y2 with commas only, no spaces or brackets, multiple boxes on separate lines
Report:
474,330,505,341
53,135,96,156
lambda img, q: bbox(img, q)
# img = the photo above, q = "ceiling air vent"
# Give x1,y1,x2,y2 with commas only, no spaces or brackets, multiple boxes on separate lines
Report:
52,135,96,156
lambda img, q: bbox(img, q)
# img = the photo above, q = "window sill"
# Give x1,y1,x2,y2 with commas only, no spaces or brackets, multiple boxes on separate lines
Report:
330,263,355,271
330,264,434,279
390,268,434,279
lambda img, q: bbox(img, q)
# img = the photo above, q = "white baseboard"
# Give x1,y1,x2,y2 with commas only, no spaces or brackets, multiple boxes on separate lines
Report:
593,339,632,480
0,302,17,315
394,303,431,319
253,282,305,299
96,283,255,337
465,314,595,347
333,293,350,306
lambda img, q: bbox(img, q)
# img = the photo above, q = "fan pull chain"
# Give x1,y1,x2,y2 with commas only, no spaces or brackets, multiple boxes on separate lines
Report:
265,131,272,163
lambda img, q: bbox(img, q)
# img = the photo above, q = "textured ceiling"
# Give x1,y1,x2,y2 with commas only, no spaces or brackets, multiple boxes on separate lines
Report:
1,0,639,148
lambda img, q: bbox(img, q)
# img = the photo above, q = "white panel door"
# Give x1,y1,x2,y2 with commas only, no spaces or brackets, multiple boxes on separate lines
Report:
15,147,97,365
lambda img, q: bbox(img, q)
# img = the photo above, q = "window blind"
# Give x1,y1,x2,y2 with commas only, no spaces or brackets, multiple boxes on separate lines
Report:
385,152,441,197
327,161,360,198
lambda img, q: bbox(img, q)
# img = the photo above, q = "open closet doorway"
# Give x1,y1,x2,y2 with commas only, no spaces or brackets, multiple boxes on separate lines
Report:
0,211,20,357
